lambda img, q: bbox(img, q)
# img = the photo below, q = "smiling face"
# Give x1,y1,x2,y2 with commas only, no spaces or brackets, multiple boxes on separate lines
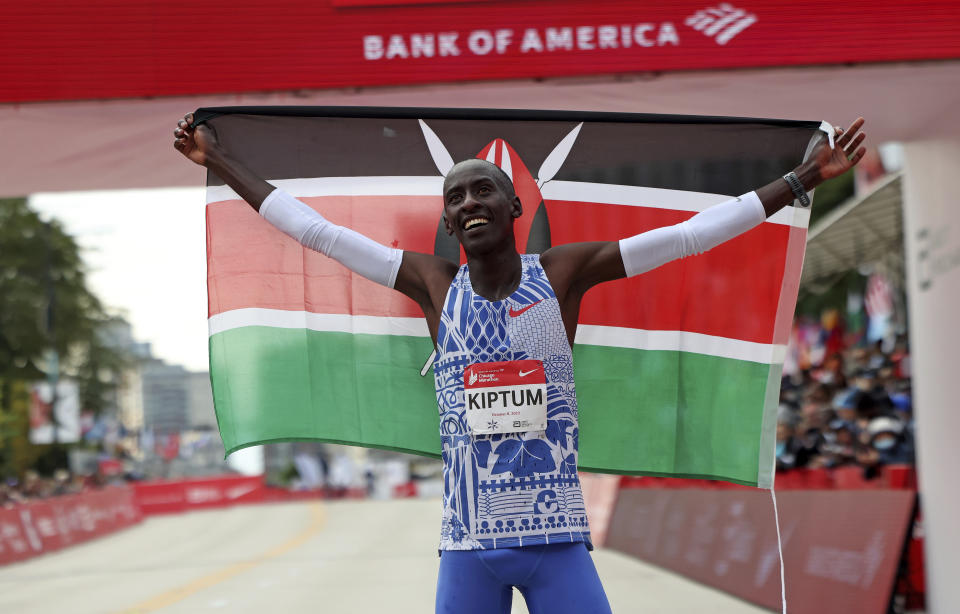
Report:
442,159,522,256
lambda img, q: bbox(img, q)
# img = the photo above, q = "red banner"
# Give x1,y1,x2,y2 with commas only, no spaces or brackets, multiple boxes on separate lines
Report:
2,0,958,103
620,464,918,490
132,475,267,515
579,473,620,547
0,487,142,567
606,488,915,614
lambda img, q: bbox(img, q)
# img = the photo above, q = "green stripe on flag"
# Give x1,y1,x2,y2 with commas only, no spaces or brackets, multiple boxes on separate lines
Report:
210,327,776,487
573,344,776,487
209,327,440,458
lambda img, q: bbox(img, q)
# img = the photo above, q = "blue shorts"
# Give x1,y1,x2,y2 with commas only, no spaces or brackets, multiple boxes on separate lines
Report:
435,542,612,614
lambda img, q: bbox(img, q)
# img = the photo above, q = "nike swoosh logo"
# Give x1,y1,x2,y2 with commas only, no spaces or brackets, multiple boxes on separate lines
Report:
518,369,538,377
509,300,542,317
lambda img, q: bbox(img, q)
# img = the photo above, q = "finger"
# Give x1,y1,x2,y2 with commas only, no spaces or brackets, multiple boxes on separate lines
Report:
836,129,853,148
845,132,866,157
837,117,864,147
185,112,194,125
845,131,866,151
849,147,866,166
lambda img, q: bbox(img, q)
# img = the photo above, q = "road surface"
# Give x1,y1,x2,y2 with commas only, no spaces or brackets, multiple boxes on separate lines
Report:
0,498,770,613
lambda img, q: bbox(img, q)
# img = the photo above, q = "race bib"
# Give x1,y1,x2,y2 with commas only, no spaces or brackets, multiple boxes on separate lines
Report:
463,360,548,435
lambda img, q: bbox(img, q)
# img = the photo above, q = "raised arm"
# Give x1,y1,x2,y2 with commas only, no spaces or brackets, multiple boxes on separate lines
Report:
173,113,456,340
541,118,867,342
174,113,275,210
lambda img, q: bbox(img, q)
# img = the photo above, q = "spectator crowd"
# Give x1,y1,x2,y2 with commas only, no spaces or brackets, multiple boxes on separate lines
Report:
0,469,109,508
776,332,914,475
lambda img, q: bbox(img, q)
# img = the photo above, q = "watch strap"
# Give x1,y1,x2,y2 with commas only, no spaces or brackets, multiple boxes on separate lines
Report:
782,171,811,207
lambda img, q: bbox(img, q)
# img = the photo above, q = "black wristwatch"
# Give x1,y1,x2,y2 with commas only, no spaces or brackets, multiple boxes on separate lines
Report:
782,171,811,207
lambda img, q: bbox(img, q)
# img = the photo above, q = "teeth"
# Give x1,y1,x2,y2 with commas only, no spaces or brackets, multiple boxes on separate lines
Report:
464,218,489,230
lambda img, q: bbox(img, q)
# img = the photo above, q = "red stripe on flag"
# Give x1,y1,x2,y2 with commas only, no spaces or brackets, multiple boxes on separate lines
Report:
545,199,795,344
207,196,438,318
207,195,802,344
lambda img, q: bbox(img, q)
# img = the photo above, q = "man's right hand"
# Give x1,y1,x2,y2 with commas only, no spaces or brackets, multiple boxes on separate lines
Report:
171,112,273,208
173,112,217,167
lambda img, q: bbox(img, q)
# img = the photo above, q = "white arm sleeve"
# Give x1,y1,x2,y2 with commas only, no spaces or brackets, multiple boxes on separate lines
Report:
259,188,403,288
618,191,766,277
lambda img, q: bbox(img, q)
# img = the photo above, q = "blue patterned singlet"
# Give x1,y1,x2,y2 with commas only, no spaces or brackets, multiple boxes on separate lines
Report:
434,254,591,551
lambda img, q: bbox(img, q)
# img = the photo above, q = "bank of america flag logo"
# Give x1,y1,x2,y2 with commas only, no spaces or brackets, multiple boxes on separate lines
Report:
685,4,757,45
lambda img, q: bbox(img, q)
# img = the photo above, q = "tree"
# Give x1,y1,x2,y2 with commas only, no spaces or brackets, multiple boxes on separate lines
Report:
0,198,131,477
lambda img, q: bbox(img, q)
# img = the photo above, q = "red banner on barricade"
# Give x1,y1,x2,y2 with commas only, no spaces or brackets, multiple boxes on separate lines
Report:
133,475,267,515
579,473,621,548
620,464,917,490
0,486,142,567
606,488,915,614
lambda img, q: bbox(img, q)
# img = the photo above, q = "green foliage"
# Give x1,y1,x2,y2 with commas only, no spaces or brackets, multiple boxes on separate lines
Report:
809,169,855,227
797,269,866,317
0,380,44,477
795,170,861,315
0,198,132,475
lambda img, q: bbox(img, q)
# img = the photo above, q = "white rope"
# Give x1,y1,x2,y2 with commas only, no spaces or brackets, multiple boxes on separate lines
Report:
770,488,787,613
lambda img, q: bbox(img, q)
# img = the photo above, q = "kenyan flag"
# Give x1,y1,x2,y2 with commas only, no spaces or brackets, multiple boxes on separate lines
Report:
199,107,822,488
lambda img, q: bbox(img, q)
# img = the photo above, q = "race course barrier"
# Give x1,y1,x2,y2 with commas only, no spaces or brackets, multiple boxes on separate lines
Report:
0,486,141,567
606,466,920,614
132,474,268,515
132,474,367,515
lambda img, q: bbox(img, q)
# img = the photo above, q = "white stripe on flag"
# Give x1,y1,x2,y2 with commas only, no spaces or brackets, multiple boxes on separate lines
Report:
540,181,809,228
206,177,809,228
208,309,786,365
575,324,787,365
208,308,430,338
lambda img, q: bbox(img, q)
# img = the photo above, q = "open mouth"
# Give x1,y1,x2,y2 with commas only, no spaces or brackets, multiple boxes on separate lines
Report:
463,217,490,231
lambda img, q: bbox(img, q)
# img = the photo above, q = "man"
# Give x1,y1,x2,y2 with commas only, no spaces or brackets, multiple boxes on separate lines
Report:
175,112,865,613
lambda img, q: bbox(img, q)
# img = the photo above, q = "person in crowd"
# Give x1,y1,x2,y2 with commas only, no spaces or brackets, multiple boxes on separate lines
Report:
819,419,860,468
0,479,25,507
833,388,860,423
775,420,801,471
890,336,911,379
813,353,847,388
859,416,915,466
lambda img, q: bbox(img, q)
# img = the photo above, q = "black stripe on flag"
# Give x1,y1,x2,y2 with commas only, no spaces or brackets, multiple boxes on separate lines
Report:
195,107,819,196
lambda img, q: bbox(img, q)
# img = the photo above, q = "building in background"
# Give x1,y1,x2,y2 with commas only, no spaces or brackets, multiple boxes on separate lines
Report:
186,371,216,430
99,319,152,432
141,360,191,436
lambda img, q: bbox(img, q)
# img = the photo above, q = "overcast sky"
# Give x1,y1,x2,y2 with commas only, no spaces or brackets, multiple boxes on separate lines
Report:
30,187,210,372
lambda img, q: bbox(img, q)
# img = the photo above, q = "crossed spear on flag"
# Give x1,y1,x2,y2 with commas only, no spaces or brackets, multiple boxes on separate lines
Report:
416,119,584,375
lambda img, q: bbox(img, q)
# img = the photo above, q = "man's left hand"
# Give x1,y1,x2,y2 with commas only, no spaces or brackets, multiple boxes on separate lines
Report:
811,117,867,182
